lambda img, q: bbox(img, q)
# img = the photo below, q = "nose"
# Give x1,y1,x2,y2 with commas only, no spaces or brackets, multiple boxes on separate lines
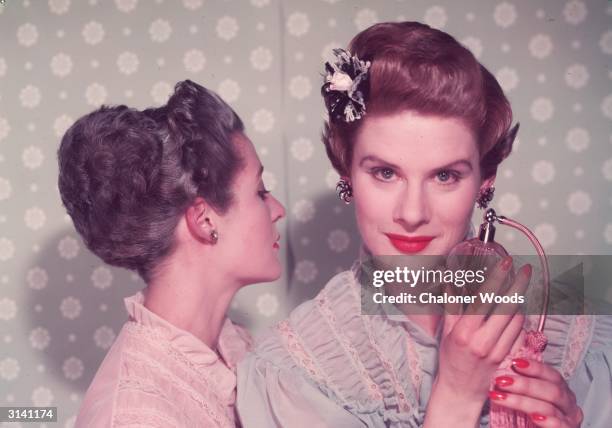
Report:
393,181,430,229
269,194,286,222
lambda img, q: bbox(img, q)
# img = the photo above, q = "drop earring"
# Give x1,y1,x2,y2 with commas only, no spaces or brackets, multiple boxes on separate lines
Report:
476,186,495,209
336,178,353,204
210,230,218,244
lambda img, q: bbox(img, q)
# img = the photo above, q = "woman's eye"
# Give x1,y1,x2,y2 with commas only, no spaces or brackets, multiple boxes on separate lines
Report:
372,167,396,181
436,170,460,184
258,189,270,200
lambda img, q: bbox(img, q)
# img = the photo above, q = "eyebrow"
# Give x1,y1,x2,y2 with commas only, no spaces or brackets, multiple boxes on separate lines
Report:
359,155,473,172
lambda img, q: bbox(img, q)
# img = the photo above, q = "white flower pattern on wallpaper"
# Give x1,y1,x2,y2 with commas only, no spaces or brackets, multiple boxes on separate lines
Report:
292,199,315,223
183,49,206,73
494,2,517,28
54,115,73,137
91,266,113,290
290,137,313,162
0,238,16,261
496,67,519,92
563,1,587,25
50,54,73,78
354,8,378,31
218,79,241,102
24,207,46,230
115,0,138,13
22,146,44,169
286,12,310,37
0,116,10,142
531,160,556,185
62,357,84,380
250,46,273,71
32,386,54,406
93,326,116,349
19,85,41,108
424,6,447,29
534,223,557,249
288,75,312,100
0,358,20,381
256,293,279,317
82,21,105,45
58,236,79,260
216,16,239,41
26,266,49,290
49,0,70,15
294,260,318,284
0,298,17,320
17,23,38,47
149,18,172,43
0,177,11,201
29,327,51,350
529,34,553,59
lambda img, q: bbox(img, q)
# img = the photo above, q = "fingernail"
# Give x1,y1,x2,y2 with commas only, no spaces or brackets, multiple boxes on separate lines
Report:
495,376,514,387
488,391,507,401
501,256,513,271
521,264,532,277
512,358,530,369
531,413,547,422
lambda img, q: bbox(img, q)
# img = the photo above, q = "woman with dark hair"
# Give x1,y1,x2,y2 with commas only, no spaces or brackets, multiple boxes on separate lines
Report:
58,79,285,427
237,22,610,427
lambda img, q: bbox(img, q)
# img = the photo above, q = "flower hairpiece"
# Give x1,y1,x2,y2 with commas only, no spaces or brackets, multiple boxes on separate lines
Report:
322,48,371,123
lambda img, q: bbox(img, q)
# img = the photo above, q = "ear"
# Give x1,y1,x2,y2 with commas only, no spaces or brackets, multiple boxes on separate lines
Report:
479,175,496,193
185,197,218,244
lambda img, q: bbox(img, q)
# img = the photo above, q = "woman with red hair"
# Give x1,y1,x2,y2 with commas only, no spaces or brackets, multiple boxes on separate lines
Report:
237,22,610,427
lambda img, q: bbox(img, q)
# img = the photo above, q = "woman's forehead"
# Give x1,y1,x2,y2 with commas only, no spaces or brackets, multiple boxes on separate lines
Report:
354,112,478,166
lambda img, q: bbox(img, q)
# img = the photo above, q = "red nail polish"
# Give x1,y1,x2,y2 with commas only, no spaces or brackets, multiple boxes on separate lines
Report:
512,358,530,369
488,391,507,401
521,264,532,277
495,376,514,387
501,256,513,271
531,413,547,422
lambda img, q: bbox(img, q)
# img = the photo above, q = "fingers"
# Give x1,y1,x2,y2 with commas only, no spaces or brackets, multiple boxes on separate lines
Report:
510,358,565,384
488,313,525,363
464,256,513,317
490,360,584,427
489,390,581,428
493,374,575,416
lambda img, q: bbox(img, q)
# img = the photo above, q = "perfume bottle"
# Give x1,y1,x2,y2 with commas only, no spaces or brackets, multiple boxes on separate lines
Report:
447,208,550,333
447,208,515,288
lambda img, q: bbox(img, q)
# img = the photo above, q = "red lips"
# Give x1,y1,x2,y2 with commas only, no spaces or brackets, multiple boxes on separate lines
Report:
385,233,434,254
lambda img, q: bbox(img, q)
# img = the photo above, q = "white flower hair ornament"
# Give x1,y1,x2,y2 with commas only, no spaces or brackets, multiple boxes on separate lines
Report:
322,48,371,123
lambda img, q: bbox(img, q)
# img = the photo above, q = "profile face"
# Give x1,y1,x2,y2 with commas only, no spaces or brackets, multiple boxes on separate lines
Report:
216,133,285,284
349,111,487,257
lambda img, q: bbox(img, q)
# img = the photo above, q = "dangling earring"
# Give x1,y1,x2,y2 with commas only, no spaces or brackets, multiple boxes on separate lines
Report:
476,186,495,209
210,230,219,244
336,178,353,204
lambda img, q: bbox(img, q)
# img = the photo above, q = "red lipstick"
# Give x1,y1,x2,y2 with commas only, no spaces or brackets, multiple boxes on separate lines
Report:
385,233,433,254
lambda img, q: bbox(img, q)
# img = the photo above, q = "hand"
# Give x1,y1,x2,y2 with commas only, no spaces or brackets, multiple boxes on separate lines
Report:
423,257,533,428
436,257,532,402
490,358,583,428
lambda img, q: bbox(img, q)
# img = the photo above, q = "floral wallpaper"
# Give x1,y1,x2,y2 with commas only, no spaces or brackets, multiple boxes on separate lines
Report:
0,0,610,426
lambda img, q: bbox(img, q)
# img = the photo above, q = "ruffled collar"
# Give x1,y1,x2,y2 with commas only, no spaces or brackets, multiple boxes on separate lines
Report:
124,291,250,399
350,225,476,347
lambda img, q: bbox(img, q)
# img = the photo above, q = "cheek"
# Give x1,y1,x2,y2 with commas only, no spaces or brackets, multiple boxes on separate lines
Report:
435,183,479,231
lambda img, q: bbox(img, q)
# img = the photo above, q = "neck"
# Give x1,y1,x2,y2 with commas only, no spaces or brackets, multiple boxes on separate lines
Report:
143,259,239,350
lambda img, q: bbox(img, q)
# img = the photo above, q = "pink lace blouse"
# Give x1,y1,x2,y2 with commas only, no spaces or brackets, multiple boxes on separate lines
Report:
75,292,252,428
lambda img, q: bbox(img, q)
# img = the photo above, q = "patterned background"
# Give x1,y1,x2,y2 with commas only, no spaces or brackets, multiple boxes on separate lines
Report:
0,0,610,426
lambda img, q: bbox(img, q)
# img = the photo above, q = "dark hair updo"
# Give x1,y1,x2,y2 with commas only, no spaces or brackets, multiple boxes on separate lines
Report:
57,80,244,282
322,21,518,180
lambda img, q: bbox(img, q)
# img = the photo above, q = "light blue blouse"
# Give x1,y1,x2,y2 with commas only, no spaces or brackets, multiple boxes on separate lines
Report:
237,265,612,427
